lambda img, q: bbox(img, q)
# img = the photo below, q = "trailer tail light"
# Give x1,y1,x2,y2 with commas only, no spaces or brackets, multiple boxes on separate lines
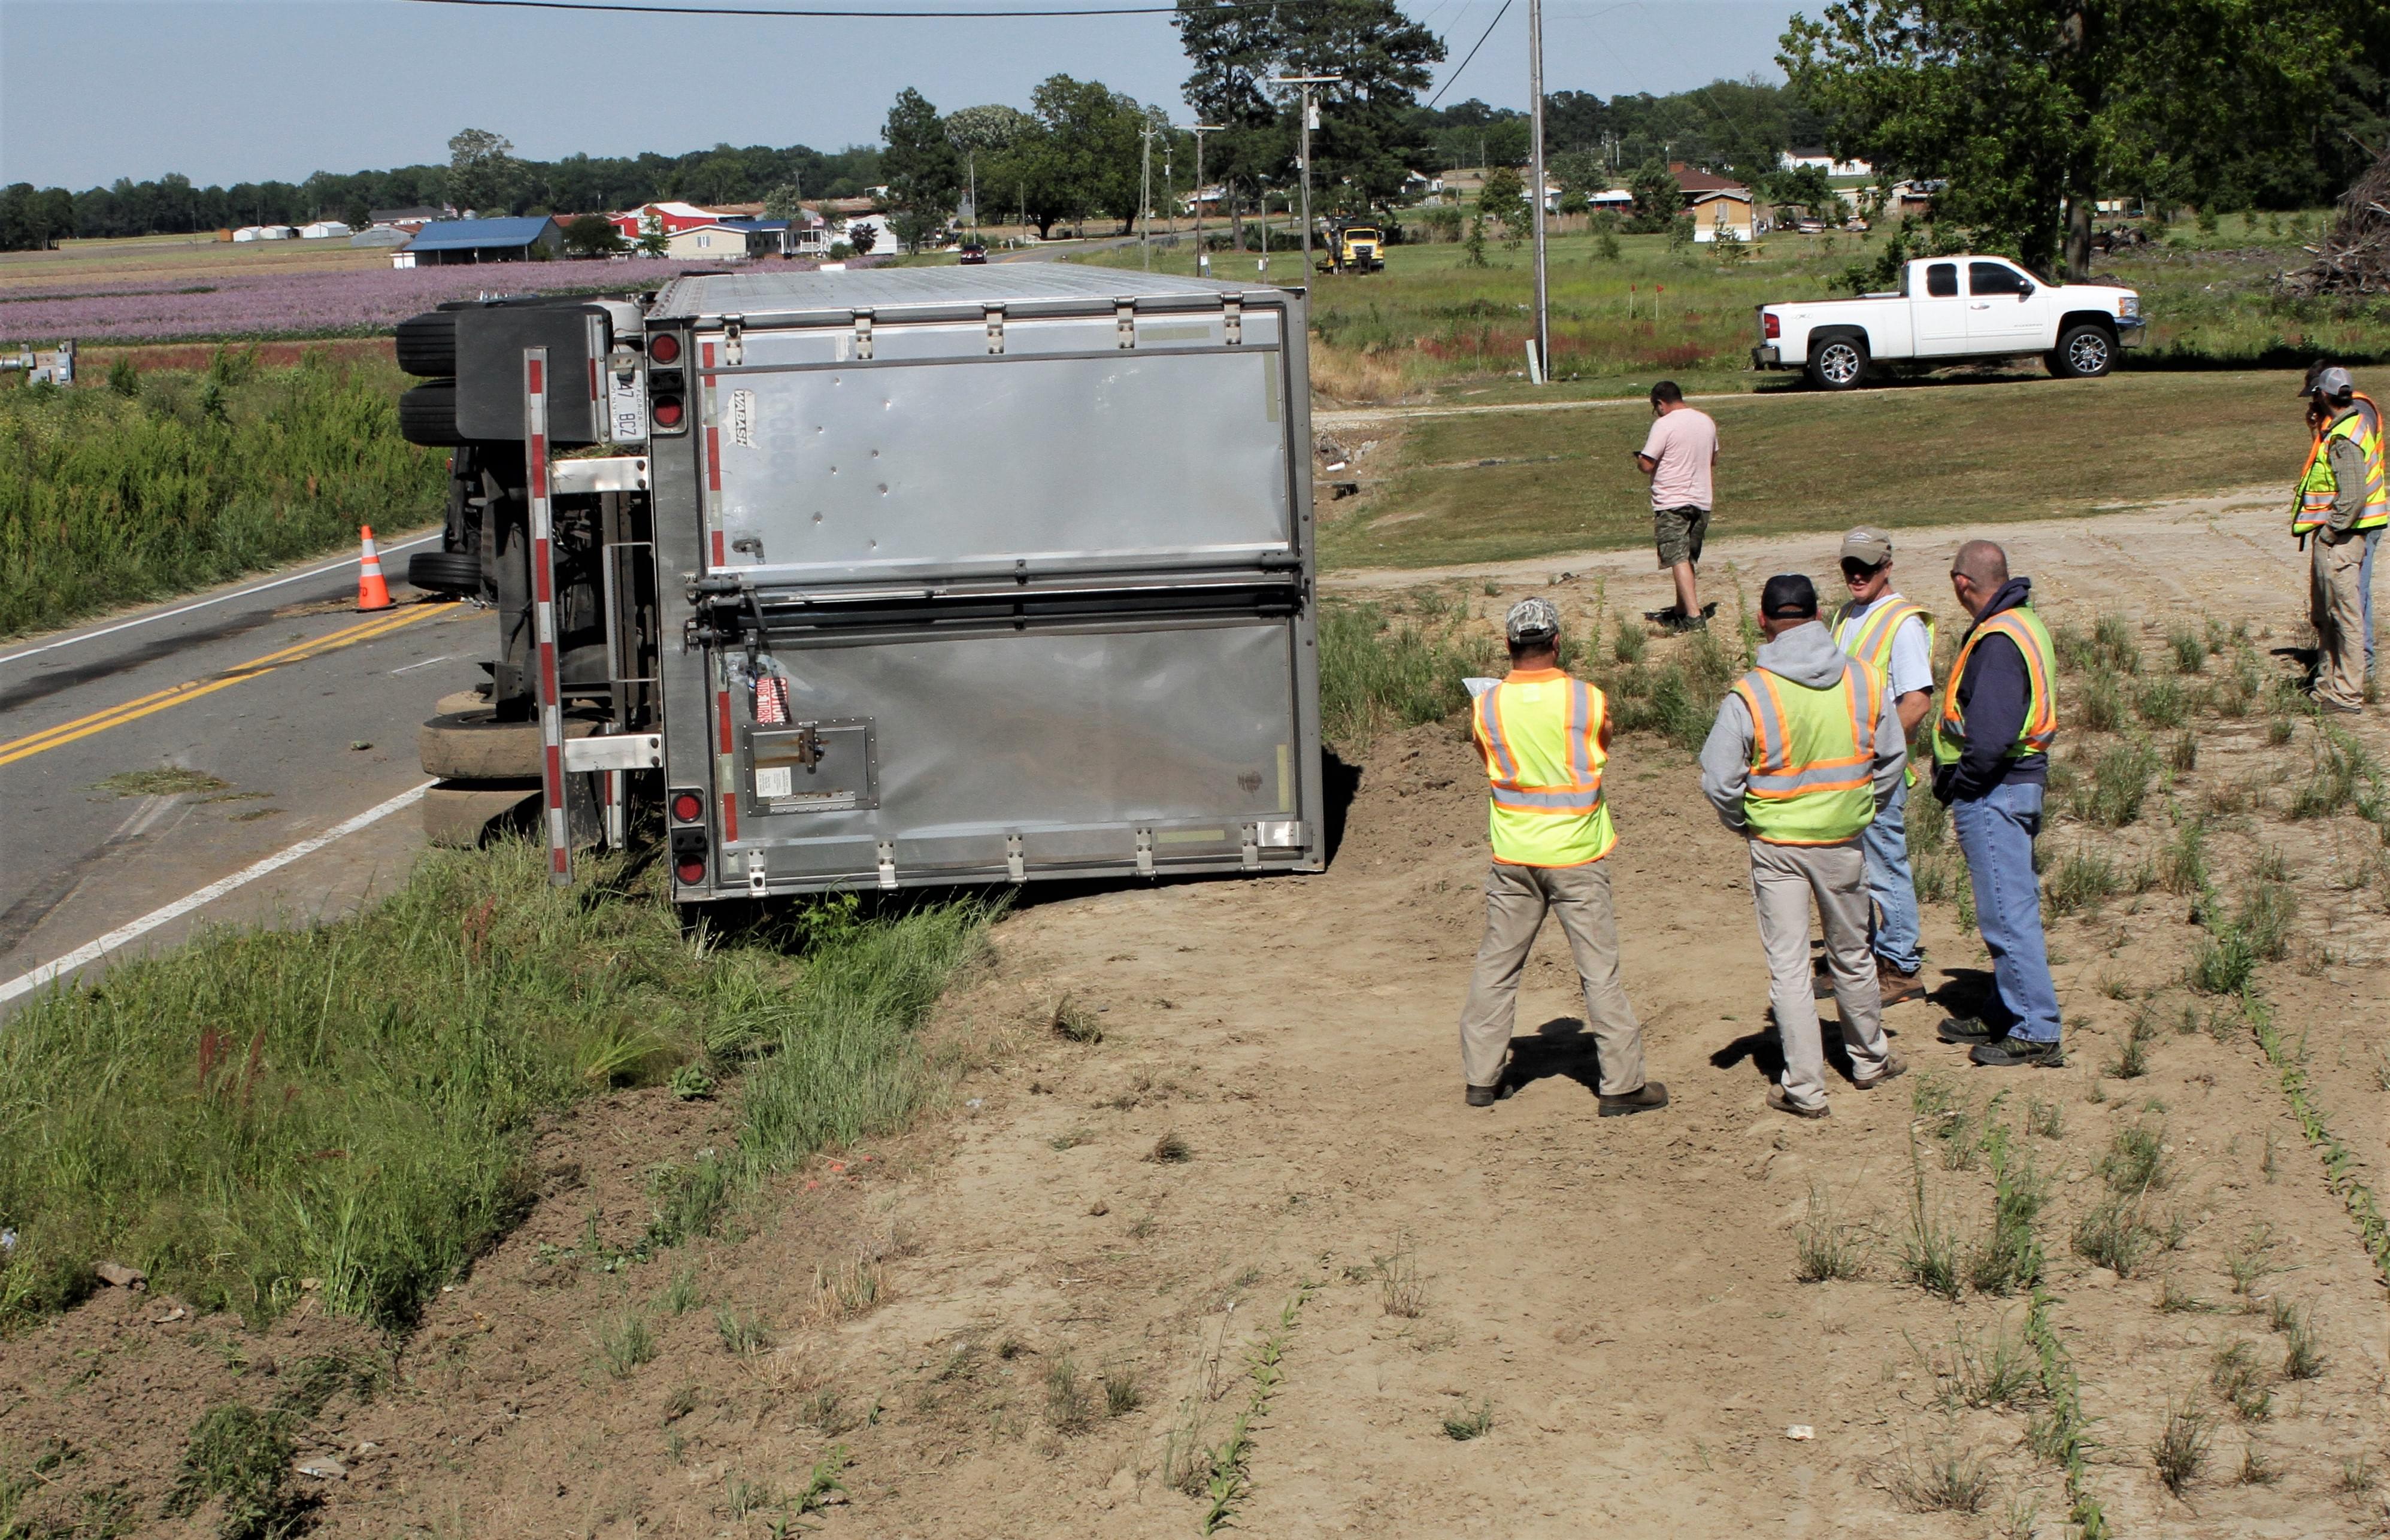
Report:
1763,311,1781,339
670,816,709,887
648,332,681,365
650,392,684,431
670,789,705,823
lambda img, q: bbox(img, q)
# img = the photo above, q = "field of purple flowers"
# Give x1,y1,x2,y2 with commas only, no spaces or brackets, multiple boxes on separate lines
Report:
0,258,876,342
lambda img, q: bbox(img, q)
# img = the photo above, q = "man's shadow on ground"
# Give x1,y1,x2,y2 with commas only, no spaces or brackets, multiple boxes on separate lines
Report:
1500,1017,1616,1099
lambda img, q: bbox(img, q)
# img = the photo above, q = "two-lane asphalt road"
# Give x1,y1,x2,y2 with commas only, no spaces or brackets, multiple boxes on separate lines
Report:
0,533,489,1002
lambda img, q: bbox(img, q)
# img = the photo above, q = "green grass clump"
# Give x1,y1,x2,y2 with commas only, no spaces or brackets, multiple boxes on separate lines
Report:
0,350,446,638
2189,881,2296,994
2067,741,2160,827
1317,600,1500,749
0,840,988,1332
2045,847,2124,917
163,1403,304,1540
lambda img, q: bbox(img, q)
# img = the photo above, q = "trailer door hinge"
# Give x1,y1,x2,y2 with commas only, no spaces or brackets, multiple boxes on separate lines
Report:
1005,832,1025,883
722,314,744,366
985,305,1005,356
1135,827,1155,876
853,310,874,361
1241,824,1261,871
877,840,898,890
746,849,768,896
1116,301,1137,349
1223,296,1243,345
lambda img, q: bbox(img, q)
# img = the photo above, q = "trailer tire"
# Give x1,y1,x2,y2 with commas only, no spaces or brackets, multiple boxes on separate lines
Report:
407,550,481,597
2049,323,2115,379
398,380,464,446
433,688,490,716
417,709,594,780
395,312,458,378
1807,335,1870,390
423,780,540,848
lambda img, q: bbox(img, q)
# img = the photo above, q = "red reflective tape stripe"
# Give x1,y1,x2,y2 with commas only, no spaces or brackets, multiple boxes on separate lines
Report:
588,357,599,400
711,529,726,566
537,639,558,697
717,689,733,754
532,539,553,603
706,426,722,491
527,359,543,394
530,436,547,498
545,743,564,799
552,845,569,875
703,341,716,368
720,792,738,842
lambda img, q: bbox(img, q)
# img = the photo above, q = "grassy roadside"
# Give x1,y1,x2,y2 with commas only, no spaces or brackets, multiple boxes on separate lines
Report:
0,347,444,639
0,842,989,1332
1322,369,2301,571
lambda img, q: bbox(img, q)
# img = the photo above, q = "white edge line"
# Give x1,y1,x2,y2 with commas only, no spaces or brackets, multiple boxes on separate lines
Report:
0,782,432,1006
0,533,443,668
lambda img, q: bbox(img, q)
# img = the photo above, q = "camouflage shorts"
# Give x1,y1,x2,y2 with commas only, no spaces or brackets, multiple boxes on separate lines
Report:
1654,504,1711,569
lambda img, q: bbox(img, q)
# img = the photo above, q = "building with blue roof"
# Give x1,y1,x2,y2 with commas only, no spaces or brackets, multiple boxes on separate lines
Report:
404,216,564,265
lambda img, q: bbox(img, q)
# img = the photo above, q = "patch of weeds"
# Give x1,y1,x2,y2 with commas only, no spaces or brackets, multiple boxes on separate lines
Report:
1051,994,1102,1044
1888,1430,1994,1514
90,768,231,798
163,1404,306,1540
2237,1443,2277,1485
2073,1196,2158,1278
2047,847,2124,917
2265,711,2294,747
659,1266,701,1316
2134,677,2189,730
2021,1289,2107,1536
2068,740,2160,828
1101,1365,1144,1417
2107,1007,2161,1080
1146,1130,1193,1164
2338,1454,2378,1496
807,1256,883,1323
2152,1398,2212,1497
1612,614,1646,664
1794,1183,1867,1283
1967,1133,2046,1296
714,1306,771,1357
2100,1118,2172,1193
1375,1235,1425,1317
643,1153,732,1252
2168,624,2207,674
2288,733,2370,820
2276,1305,2324,1381
2212,1341,2272,1422
595,1309,657,1380
1925,1323,2042,1409
2169,729,2198,772
2225,1226,2279,1303
1048,1128,1091,1151
2077,673,2127,734
2158,1275,2210,1313
1441,1399,1494,1440
2026,1096,2064,1139
2092,613,2143,675
2189,881,2295,994
1901,1145,1964,1301
1045,1354,1094,1434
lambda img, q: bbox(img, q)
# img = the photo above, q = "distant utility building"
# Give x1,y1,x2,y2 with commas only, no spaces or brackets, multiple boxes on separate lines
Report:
1780,149,1874,179
405,216,565,265
370,206,447,228
298,220,353,240
350,225,411,248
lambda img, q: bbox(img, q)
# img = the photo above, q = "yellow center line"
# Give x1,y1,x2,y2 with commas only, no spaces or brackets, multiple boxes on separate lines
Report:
0,604,460,769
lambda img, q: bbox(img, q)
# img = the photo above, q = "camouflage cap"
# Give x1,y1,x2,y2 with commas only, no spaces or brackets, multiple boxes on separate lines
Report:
1504,596,1562,644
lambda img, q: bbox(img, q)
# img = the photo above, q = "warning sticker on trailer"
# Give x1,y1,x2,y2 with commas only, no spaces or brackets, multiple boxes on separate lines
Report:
728,389,756,448
754,765,793,799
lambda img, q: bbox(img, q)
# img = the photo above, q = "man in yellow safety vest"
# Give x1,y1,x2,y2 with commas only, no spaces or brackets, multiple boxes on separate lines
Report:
1700,575,1909,1118
1931,540,2066,1068
1826,527,1937,1006
1455,598,1667,1115
2295,366,2388,710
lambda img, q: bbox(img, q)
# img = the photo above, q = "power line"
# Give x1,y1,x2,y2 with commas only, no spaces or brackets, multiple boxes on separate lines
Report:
1425,0,1514,109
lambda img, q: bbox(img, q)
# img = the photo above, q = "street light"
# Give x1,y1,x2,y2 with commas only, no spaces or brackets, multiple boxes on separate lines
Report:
1183,123,1223,275
1271,75,1341,281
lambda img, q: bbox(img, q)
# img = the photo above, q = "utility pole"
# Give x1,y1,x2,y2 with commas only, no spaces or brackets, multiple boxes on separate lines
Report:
1140,120,1153,271
1186,122,1222,276
1273,75,1341,281
1528,0,1550,382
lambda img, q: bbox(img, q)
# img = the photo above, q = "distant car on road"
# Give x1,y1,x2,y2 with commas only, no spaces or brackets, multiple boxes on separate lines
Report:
1752,254,2144,390
958,242,989,265
1794,220,1826,235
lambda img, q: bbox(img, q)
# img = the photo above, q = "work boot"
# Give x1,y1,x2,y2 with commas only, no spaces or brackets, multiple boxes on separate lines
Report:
1970,1034,2065,1068
1876,962,1927,1006
1465,1083,1502,1108
1853,1050,1910,1090
1936,1016,1996,1045
1766,1084,1829,1120
1597,1081,1669,1118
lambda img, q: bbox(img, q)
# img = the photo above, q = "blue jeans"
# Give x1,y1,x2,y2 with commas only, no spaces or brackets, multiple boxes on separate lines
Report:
1862,774,1924,975
2362,527,2382,671
1951,780,2062,1043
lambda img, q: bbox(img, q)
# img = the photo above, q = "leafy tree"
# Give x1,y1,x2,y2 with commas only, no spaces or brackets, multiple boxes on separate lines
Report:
1548,148,1609,195
1626,160,1681,233
446,128,518,216
762,181,805,220
946,104,1036,225
846,219,879,256
1479,166,1528,248
636,211,668,257
561,213,626,257
882,87,964,250
1782,0,2350,277
1762,162,1838,223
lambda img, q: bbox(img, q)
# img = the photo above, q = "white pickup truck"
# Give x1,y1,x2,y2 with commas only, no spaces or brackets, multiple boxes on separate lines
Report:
1752,255,2144,390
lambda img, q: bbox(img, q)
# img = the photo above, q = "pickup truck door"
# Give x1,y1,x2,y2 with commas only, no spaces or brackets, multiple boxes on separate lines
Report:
1910,261,1970,356
1965,260,2046,351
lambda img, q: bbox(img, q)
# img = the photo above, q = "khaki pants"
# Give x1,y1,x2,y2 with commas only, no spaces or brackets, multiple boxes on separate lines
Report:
1456,862,1647,1095
2312,530,2365,710
1749,838,1888,1111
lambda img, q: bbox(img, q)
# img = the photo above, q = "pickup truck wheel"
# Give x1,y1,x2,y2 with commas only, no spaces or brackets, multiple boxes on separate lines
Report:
1807,337,1869,390
2052,324,2115,379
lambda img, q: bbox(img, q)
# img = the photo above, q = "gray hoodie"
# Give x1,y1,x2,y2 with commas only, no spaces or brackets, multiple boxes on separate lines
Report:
1699,619,1906,836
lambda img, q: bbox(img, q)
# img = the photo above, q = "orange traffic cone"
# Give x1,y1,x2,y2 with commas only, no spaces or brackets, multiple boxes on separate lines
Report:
355,525,393,612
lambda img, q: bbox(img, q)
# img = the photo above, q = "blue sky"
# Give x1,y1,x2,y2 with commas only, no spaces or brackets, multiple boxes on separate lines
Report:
1,0,1803,189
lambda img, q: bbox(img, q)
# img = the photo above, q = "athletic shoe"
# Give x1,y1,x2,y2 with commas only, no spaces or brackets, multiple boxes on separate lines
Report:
1598,1081,1669,1117
1969,1035,2064,1068
1766,1085,1829,1119
1936,1016,1996,1045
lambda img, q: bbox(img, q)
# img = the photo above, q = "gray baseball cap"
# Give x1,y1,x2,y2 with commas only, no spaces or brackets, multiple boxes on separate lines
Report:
2304,365,2353,399
1504,596,1561,644
1840,527,1894,567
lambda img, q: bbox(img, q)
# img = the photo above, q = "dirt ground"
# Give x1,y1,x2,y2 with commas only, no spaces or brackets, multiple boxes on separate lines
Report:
5,503,2387,1538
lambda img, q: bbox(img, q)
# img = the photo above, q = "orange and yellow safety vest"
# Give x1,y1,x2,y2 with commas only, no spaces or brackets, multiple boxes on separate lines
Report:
1931,606,2058,766
2295,394,2389,535
1832,595,1935,787
1471,668,1617,866
1730,656,1883,845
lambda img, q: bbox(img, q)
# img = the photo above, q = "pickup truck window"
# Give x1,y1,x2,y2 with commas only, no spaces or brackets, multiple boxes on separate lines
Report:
1970,261,2028,296
1925,263,1958,298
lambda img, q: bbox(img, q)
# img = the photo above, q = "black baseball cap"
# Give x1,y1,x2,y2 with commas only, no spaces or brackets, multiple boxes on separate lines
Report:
1761,574,1819,619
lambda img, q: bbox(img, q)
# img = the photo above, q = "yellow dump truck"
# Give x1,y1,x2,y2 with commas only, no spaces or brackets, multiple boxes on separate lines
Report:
1315,223,1385,274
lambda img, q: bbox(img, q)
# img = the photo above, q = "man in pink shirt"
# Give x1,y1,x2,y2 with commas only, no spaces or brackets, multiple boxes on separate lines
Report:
1634,380,1720,632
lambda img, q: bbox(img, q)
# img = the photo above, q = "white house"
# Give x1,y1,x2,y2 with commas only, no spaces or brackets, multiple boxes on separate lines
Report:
836,212,893,254
661,223,750,259
232,225,299,242
1781,148,1874,179
298,220,353,240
